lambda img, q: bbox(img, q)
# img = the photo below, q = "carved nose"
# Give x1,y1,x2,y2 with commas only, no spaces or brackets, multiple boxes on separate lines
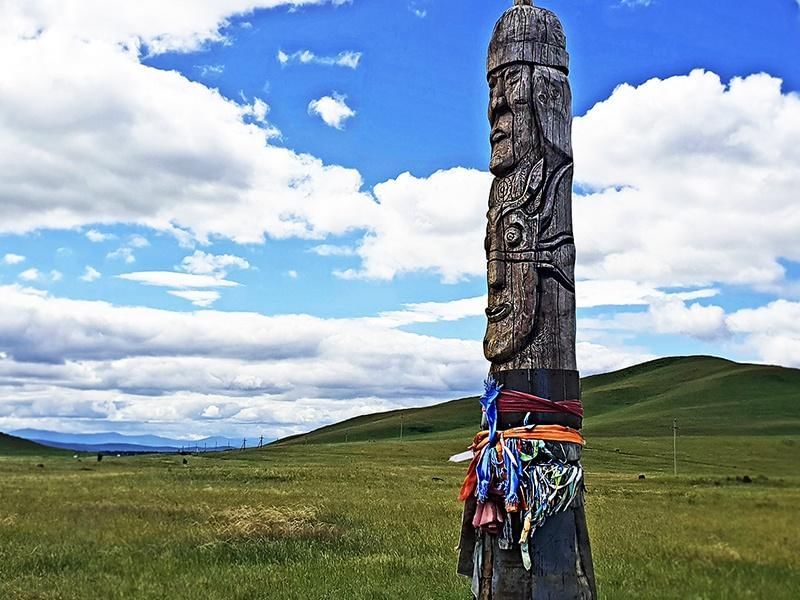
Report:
489,81,507,122
491,93,507,116
488,261,505,290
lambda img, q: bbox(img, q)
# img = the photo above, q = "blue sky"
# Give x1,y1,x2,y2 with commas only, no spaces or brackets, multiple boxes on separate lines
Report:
1,0,799,440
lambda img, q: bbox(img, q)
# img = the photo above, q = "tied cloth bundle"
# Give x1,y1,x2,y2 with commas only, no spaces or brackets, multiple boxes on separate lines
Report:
458,377,585,570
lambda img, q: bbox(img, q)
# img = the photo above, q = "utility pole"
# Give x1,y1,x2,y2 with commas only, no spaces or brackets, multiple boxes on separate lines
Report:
673,418,678,476
241,437,246,451
399,414,404,441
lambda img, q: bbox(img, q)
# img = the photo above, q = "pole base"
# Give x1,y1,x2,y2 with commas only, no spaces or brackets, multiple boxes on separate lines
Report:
470,502,596,599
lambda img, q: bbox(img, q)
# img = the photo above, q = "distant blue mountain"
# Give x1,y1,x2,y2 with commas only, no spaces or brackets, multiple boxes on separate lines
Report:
34,440,185,453
11,429,246,452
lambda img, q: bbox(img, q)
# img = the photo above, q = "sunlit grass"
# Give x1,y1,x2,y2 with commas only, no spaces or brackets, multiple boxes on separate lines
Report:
0,435,798,599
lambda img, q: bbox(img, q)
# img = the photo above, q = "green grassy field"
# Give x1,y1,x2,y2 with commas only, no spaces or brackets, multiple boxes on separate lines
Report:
1,356,799,599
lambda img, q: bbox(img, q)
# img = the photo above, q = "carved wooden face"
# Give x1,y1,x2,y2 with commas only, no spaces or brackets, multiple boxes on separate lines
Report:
488,63,536,177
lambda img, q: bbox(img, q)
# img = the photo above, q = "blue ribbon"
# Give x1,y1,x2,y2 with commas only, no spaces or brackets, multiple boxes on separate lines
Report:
480,376,502,445
476,445,492,503
503,440,521,507
476,377,502,503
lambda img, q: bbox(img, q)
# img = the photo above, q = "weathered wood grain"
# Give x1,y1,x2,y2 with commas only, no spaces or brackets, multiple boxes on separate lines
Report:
468,1,597,597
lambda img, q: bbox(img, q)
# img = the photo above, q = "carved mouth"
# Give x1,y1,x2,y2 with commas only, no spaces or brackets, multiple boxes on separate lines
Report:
485,303,512,323
490,129,508,144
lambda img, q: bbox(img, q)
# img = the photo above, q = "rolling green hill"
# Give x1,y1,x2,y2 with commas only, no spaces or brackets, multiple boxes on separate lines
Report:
583,355,800,436
0,432,67,455
275,356,800,446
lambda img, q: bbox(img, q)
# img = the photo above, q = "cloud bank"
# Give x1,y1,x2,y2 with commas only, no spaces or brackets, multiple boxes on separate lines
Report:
0,285,651,437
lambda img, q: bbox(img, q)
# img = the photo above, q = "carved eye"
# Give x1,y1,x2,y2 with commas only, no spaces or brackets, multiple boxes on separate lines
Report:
505,226,522,247
537,92,548,104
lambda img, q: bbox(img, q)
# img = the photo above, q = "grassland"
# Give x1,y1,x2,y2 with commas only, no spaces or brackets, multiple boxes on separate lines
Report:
1,356,799,599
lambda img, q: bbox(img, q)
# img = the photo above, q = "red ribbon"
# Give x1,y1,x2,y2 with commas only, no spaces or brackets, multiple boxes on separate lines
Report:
497,389,583,418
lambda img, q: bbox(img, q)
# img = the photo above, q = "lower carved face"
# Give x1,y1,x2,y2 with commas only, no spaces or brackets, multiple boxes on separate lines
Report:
484,252,539,363
483,165,542,363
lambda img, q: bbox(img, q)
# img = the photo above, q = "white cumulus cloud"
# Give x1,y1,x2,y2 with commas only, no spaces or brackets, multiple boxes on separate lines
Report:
278,49,361,69
310,244,356,257
576,280,719,309
80,266,102,282
179,250,250,277
337,168,490,283
573,70,800,289
727,300,800,366
107,247,136,264
3,1,349,56
3,254,25,265
85,229,115,242
308,93,356,129
128,235,150,248
16,268,61,284
647,297,728,340
18,268,40,282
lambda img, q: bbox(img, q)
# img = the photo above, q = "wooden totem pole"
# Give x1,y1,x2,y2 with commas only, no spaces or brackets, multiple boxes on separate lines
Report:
457,1,596,598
